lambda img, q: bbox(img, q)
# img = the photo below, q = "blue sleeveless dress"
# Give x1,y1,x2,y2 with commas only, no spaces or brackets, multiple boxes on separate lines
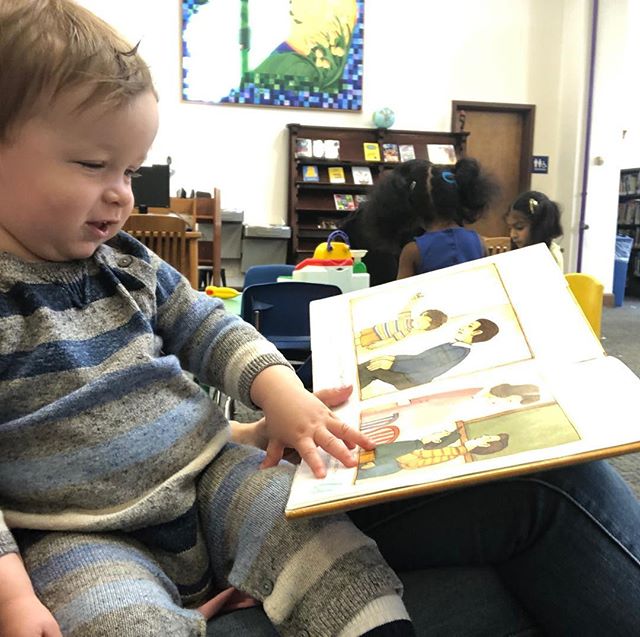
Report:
414,227,484,274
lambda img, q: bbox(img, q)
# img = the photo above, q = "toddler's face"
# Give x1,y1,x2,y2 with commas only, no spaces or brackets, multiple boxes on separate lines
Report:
0,89,158,262
505,210,531,249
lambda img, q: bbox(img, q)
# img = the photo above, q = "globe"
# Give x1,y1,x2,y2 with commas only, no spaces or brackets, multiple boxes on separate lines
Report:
373,107,395,129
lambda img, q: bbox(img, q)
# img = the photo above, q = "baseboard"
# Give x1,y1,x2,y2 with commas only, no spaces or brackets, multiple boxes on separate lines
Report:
603,293,615,308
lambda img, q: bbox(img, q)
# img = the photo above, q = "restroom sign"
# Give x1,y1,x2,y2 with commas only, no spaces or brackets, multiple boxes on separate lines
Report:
532,156,549,174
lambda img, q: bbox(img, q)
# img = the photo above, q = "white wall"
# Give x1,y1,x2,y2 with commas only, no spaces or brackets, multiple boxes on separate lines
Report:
78,0,633,291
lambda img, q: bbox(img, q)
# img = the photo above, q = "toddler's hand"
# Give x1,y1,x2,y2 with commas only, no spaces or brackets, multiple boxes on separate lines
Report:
0,594,61,636
250,367,374,478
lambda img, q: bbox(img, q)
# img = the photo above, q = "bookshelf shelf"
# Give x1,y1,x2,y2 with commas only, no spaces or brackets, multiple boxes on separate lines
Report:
286,123,469,263
617,168,640,285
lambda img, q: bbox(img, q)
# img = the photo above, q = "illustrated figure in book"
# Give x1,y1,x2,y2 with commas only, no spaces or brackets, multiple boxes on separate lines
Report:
358,432,509,480
354,293,447,353
358,319,499,397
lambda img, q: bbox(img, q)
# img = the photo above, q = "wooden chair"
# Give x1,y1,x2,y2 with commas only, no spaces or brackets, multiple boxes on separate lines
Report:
194,189,223,288
483,236,512,256
147,191,223,288
565,272,604,338
123,214,188,277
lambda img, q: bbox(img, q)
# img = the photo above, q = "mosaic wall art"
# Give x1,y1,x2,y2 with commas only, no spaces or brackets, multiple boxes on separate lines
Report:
181,0,364,111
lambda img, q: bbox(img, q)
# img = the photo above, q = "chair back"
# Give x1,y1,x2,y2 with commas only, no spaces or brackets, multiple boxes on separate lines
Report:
565,273,604,338
241,282,341,359
243,264,295,288
484,236,511,256
123,214,188,276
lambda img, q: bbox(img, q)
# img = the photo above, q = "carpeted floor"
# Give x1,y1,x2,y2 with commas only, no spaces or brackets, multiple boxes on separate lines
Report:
600,298,640,497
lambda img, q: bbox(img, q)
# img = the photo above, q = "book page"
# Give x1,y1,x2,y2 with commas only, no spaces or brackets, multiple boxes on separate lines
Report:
285,245,637,517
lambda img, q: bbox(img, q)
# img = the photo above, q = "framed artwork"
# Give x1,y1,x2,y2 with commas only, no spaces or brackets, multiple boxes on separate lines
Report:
181,0,364,111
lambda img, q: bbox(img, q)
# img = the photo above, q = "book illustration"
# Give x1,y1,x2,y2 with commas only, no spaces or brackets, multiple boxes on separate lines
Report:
285,244,640,518
354,194,369,207
398,144,416,162
356,401,578,482
324,139,341,159
363,142,381,162
426,144,457,165
382,143,400,163
312,139,325,158
351,166,373,185
302,165,320,183
352,265,532,399
295,138,313,158
334,193,356,211
354,293,446,355
328,166,346,184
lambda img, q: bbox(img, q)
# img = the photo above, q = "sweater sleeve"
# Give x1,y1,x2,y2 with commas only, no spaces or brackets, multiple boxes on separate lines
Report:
0,512,19,557
151,256,291,407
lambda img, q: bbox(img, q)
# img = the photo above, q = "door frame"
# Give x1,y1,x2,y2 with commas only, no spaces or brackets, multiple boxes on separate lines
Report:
450,101,536,193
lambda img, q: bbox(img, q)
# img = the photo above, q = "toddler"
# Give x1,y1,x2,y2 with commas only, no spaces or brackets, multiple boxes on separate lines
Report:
0,1,411,635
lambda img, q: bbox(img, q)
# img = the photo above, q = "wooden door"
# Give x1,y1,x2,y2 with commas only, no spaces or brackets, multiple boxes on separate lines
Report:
451,102,535,238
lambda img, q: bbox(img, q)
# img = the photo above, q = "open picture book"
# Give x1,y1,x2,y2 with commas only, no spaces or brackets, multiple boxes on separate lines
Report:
285,244,640,518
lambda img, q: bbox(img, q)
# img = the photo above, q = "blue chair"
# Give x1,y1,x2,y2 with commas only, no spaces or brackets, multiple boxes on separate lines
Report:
243,264,295,288
240,281,341,365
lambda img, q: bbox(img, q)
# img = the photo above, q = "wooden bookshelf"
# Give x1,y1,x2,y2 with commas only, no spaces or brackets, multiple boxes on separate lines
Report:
286,123,469,263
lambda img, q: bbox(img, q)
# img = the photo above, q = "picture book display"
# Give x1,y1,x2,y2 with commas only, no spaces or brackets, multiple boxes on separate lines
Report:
363,142,381,162
382,143,400,163
334,194,356,211
295,138,313,158
323,139,341,159
426,143,456,165
285,244,640,518
302,165,320,182
351,166,373,185
328,166,346,184
398,144,416,162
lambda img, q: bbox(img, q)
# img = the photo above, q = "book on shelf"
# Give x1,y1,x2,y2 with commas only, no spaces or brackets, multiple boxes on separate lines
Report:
398,144,416,162
334,193,356,211
351,166,373,185
426,143,457,165
312,139,326,158
328,166,346,184
295,138,313,158
354,194,369,207
302,165,320,183
363,142,381,162
382,143,400,163
285,244,640,518
324,139,341,160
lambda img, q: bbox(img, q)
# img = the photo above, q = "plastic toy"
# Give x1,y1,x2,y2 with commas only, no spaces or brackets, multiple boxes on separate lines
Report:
205,286,241,299
313,230,352,260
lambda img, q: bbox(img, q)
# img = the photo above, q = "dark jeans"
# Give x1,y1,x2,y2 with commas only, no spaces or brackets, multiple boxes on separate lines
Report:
349,460,640,636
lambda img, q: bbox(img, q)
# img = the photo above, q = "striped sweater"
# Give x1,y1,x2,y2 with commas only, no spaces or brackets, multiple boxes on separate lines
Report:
0,232,287,556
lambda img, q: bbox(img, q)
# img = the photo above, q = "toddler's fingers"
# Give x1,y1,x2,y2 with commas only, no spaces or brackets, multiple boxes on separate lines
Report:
261,441,285,469
315,428,358,469
313,385,353,407
327,417,375,450
296,439,327,479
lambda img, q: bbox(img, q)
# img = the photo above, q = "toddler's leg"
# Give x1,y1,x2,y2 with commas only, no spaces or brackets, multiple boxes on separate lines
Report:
196,444,410,637
16,530,206,637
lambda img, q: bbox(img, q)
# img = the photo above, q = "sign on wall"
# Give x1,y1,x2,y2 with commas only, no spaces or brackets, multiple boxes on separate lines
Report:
532,156,549,174
181,0,364,111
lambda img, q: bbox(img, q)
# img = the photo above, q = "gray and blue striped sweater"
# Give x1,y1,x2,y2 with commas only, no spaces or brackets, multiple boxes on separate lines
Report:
0,232,287,555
